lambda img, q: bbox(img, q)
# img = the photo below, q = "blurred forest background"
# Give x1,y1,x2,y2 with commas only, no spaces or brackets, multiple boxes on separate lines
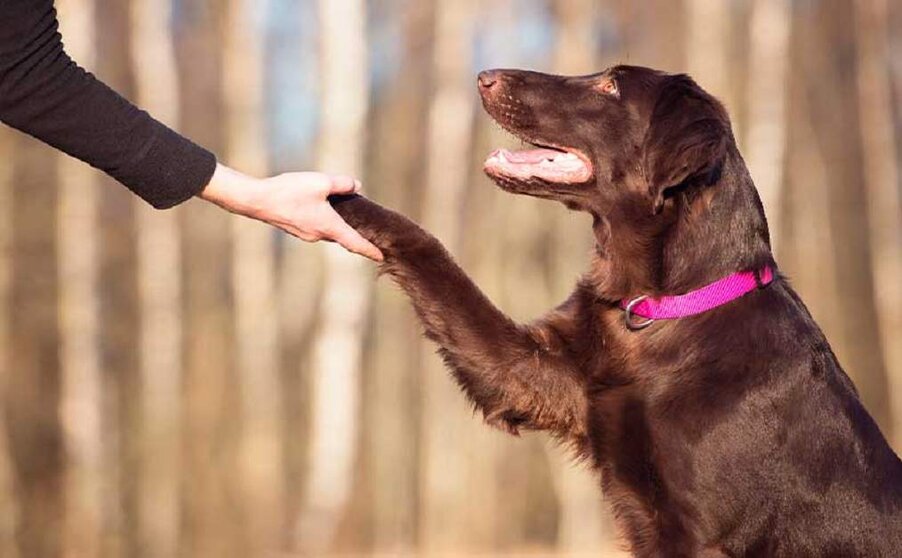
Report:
0,0,900,556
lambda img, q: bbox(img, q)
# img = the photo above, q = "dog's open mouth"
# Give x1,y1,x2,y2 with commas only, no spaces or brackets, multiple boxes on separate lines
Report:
484,145,592,184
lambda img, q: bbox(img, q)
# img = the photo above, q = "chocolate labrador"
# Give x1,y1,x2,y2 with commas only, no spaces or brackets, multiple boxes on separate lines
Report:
329,65,902,557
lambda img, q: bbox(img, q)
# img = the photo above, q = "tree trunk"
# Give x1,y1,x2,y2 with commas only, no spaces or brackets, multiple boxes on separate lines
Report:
56,2,104,556
745,0,791,250
132,0,185,556
5,125,63,558
223,0,283,552
274,2,323,546
611,0,684,72
419,0,497,551
92,1,146,555
685,0,735,115
362,1,434,551
853,0,902,446
173,2,243,557
295,0,371,552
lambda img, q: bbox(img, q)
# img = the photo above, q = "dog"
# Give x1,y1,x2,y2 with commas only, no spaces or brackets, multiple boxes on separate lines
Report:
329,65,902,557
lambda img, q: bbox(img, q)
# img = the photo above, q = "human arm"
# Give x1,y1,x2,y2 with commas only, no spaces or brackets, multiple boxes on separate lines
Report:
201,165,382,260
0,1,381,259
0,0,213,209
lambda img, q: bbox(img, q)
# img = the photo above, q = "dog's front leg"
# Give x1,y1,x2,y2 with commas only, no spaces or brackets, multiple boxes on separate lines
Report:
330,195,588,445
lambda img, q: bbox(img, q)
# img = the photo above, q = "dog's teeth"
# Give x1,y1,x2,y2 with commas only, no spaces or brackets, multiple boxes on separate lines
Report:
555,152,578,162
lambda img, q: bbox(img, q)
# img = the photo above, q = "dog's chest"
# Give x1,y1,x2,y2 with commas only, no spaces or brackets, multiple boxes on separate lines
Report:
584,339,716,540
586,383,703,550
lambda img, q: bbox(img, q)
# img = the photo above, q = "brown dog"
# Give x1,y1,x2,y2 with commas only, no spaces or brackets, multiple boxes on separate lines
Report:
330,65,902,557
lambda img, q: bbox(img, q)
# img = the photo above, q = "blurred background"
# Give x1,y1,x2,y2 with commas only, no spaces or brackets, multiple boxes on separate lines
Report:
0,0,900,556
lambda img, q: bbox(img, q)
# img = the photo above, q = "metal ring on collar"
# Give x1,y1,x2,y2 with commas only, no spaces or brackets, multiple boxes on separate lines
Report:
624,295,655,331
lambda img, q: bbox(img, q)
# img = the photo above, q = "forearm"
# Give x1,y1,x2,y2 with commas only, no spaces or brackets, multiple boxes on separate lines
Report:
0,0,215,208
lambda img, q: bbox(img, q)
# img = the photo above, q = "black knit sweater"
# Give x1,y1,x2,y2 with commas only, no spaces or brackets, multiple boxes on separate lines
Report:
0,0,216,209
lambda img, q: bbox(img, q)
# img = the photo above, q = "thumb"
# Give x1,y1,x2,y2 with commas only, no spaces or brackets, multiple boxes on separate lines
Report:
325,218,384,262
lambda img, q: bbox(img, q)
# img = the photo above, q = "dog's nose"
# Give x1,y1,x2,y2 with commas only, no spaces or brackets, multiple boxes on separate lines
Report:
478,70,500,90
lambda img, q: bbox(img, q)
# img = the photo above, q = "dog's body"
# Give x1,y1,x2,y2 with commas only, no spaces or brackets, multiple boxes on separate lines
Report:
330,65,902,557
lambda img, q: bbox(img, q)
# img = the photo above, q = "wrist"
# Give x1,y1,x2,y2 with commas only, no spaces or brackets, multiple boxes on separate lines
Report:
199,163,264,216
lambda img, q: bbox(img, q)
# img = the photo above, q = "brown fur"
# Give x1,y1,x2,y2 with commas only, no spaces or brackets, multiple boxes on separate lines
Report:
330,65,902,557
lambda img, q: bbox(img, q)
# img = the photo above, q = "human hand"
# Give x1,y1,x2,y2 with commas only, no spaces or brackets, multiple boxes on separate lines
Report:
199,164,383,261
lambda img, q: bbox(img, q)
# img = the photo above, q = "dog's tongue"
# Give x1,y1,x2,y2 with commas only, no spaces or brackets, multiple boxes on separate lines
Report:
484,145,591,184
497,147,565,163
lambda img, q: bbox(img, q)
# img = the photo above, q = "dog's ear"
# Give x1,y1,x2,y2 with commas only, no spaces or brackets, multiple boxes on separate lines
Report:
642,75,730,213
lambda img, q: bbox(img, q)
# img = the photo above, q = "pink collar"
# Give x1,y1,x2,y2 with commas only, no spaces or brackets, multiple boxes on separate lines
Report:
620,266,775,330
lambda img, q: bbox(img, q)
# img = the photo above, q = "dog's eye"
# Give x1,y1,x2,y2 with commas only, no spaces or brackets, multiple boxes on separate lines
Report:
599,79,619,96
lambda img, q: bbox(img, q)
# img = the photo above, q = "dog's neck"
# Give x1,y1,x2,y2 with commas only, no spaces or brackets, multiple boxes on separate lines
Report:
588,146,774,302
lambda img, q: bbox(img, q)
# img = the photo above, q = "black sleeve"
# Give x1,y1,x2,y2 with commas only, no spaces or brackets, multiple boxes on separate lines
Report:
0,0,216,209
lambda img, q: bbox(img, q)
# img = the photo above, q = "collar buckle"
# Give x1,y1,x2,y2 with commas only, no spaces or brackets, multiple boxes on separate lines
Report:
624,295,655,331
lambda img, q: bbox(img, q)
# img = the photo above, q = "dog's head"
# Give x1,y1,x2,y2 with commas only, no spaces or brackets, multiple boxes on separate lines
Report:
478,65,732,217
